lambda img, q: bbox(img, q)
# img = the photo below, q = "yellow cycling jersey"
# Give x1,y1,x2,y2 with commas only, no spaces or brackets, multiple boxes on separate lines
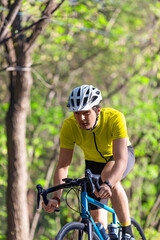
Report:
60,108,131,163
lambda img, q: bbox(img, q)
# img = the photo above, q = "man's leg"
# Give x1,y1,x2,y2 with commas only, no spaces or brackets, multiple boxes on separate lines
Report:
90,181,134,237
90,182,130,228
100,159,135,238
111,181,130,224
90,182,131,227
111,181,134,238
90,208,108,229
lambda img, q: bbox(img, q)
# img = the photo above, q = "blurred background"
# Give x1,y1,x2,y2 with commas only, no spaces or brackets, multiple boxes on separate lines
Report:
0,0,160,239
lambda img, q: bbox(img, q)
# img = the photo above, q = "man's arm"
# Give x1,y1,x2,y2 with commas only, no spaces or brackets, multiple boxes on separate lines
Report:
42,148,73,213
102,137,128,186
53,148,73,199
95,137,128,199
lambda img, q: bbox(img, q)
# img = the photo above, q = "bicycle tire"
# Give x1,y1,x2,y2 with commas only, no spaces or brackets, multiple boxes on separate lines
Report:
55,221,100,240
131,217,146,240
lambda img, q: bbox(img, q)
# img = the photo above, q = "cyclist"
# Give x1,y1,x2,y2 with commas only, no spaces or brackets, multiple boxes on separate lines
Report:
43,85,135,240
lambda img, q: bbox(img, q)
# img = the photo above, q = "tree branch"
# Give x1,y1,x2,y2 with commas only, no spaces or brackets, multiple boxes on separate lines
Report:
24,0,65,53
145,194,160,228
0,0,65,46
0,0,22,41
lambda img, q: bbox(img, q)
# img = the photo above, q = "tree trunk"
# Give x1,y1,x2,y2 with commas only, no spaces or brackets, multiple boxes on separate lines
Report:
6,54,32,240
3,2,65,239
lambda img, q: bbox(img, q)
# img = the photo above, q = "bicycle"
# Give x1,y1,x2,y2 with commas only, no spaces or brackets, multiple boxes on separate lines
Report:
36,169,146,240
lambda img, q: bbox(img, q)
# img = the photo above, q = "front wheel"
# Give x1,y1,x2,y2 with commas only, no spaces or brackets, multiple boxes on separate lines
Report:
117,218,146,240
131,217,146,240
55,221,100,240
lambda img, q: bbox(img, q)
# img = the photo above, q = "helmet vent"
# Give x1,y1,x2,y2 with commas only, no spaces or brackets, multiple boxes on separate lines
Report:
91,96,98,103
83,97,88,106
77,99,80,106
77,88,80,96
71,99,74,107
86,89,89,95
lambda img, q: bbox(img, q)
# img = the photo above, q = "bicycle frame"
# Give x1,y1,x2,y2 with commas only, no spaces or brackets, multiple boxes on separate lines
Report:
80,183,118,240
37,170,146,240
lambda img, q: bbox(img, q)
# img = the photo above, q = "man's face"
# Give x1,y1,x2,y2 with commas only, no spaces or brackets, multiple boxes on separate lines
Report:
73,108,100,130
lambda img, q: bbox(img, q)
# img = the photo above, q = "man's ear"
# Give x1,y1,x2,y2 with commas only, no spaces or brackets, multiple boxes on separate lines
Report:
97,107,101,114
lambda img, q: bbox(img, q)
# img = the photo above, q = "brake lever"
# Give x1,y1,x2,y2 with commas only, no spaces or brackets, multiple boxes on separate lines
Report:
85,169,101,193
37,191,40,209
36,184,42,209
36,184,48,208
88,175,95,193
95,180,101,192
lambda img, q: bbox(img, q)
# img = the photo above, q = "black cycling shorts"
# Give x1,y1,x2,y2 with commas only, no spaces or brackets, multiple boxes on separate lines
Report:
85,145,135,210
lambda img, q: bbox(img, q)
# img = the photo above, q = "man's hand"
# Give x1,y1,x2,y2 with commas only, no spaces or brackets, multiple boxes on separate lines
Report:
42,199,59,213
94,183,112,199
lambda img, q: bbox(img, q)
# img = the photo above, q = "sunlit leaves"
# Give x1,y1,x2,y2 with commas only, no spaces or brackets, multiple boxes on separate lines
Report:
0,104,8,238
1,0,160,239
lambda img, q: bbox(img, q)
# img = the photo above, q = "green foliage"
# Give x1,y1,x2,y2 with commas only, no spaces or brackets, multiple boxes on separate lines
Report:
0,103,8,237
144,227,160,240
27,85,64,188
1,0,160,238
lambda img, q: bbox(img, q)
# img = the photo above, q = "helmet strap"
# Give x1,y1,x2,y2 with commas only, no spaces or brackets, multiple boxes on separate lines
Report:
89,115,99,131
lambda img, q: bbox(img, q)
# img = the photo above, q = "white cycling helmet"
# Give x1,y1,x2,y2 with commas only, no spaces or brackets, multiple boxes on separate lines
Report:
67,85,102,112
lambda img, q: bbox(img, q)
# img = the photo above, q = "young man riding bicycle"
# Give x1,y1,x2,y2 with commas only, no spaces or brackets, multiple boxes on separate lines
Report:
43,85,135,240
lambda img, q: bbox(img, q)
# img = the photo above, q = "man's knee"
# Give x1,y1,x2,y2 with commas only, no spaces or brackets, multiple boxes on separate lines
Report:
112,181,121,191
111,181,125,196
